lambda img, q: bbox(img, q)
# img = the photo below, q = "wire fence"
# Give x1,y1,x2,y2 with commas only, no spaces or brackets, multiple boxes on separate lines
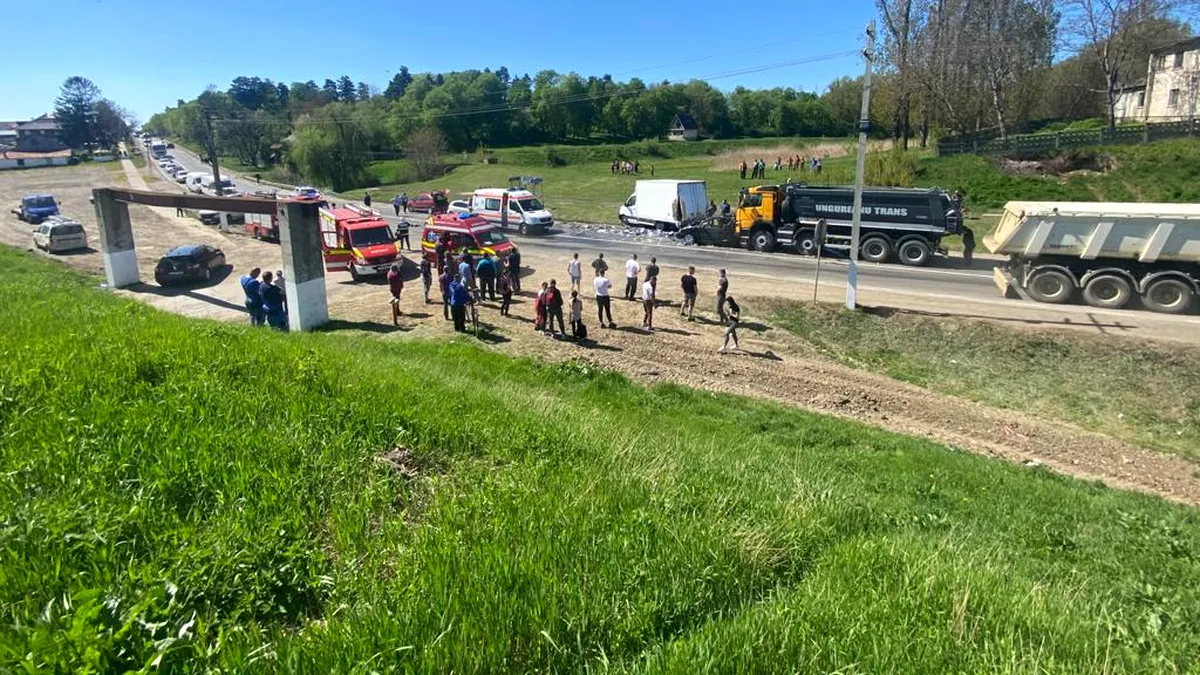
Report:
936,119,1200,156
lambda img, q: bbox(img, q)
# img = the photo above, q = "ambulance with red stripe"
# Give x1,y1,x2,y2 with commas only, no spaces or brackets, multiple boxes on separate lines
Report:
320,203,402,281
421,212,518,269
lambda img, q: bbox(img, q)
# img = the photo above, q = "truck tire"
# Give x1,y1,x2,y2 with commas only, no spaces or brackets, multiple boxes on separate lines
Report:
1082,274,1132,309
1141,277,1195,314
794,228,818,256
1026,268,1074,304
349,264,361,282
860,236,892,263
896,237,932,266
751,229,776,252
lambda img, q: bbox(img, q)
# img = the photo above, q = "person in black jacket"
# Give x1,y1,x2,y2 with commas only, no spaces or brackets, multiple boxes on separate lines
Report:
961,226,976,264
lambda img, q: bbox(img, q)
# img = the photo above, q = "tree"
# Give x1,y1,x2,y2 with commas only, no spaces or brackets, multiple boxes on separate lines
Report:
322,79,340,102
384,66,413,100
338,76,357,102
1061,0,1185,131
357,81,372,102
877,0,919,148
54,76,102,149
405,126,447,180
94,99,131,148
974,0,1057,138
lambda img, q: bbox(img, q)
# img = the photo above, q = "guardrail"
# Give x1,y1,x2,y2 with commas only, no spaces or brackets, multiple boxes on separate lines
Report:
937,119,1200,156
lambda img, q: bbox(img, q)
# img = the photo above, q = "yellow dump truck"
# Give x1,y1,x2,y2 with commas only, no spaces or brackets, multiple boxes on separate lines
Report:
984,201,1200,313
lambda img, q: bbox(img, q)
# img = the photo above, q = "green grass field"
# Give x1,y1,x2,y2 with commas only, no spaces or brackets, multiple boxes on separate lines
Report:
765,301,1200,460
2,247,1198,672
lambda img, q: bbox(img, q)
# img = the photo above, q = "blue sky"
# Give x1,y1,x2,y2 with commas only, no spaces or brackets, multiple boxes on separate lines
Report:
2,0,874,123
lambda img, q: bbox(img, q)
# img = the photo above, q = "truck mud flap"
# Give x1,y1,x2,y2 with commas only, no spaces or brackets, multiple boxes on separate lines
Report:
993,266,1029,300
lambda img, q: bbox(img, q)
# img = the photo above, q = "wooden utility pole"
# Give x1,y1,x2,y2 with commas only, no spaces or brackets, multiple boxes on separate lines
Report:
202,107,223,197
847,20,876,310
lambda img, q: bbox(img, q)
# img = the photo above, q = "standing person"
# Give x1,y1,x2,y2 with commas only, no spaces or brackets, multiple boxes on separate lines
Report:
435,232,448,273
439,265,453,321
720,199,731,217
544,279,565,337
715,268,729,323
815,157,823,175
448,274,472,333
624,254,640,301
273,269,287,316
387,263,404,323
718,297,741,353
392,194,402,216
458,254,474,296
395,218,411,251
567,253,582,292
961,225,976,264
641,276,657,331
644,256,660,283
400,192,409,213
507,249,522,293
594,270,614,328
591,252,608,278
363,192,372,208
633,160,640,174
570,290,584,340
420,255,433,304
680,266,697,320
260,271,288,331
534,282,548,333
739,160,747,180
476,253,497,301
498,269,513,316
175,205,185,217
239,267,264,326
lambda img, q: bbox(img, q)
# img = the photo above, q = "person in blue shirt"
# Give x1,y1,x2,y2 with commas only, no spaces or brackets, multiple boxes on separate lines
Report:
448,273,473,332
439,266,453,321
239,267,265,326
476,253,497,301
457,257,473,295
260,270,288,331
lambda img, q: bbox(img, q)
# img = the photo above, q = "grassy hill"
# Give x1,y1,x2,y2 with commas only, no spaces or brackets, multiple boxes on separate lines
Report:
346,139,1200,238
1,247,1198,672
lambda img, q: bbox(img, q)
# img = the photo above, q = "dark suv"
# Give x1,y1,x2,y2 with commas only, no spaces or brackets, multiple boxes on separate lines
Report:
154,244,227,285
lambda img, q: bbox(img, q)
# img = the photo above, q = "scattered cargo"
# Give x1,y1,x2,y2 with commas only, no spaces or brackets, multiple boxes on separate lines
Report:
985,201,1200,313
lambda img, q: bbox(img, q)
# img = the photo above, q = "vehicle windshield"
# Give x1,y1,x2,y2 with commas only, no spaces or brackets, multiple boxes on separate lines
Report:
27,197,55,208
516,198,543,212
350,226,395,248
475,230,509,246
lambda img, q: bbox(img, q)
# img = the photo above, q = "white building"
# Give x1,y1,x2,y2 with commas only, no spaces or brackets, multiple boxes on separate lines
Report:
1115,37,1200,123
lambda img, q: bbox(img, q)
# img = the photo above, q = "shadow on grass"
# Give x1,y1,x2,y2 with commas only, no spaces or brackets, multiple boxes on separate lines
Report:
319,319,407,334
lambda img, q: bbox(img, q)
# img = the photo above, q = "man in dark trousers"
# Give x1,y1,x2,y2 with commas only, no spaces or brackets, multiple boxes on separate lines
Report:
392,194,402,216
363,192,372,208
476,253,498,301
644,256,660,283
507,249,521,293
395,218,411,251
448,274,472,332
961,225,976,264
435,232,449,272
739,160,747,180
544,279,566,337
680,265,698,321
624,254,640,301
420,255,433,304
594,269,614,328
400,192,409,213
715,268,729,323
439,265,453,320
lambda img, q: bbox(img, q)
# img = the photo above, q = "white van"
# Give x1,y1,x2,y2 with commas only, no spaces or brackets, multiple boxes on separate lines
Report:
33,216,88,253
468,188,554,234
185,173,207,193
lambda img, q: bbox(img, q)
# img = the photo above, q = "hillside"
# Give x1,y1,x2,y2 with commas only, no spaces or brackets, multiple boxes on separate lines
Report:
1,247,1198,672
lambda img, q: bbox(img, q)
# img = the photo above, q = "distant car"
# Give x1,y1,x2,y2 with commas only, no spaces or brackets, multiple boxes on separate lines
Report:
33,217,88,253
408,191,449,214
154,244,227,285
675,218,737,248
166,142,175,149
448,199,471,214
296,186,322,200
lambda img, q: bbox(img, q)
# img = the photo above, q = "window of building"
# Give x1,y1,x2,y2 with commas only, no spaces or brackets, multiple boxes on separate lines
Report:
1137,91,1146,107
1168,88,1181,106
1174,52,1185,68
1153,55,1166,70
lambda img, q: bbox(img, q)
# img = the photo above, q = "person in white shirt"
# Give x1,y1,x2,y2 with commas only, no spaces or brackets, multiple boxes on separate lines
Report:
567,253,582,293
624,254,640,301
641,276,657,330
594,270,614,328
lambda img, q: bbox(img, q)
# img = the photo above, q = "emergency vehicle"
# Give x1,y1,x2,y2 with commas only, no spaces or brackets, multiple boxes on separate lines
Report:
320,203,402,280
421,212,518,268
244,192,322,243
464,186,554,234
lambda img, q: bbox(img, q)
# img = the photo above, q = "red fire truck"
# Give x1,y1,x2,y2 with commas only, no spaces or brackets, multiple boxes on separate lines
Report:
320,204,402,281
243,192,324,243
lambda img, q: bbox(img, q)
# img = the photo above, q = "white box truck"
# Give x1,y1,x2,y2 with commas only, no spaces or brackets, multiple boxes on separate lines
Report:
619,180,708,230
985,201,1200,313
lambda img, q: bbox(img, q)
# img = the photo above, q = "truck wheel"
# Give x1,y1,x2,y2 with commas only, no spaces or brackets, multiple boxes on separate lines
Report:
1082,274,1132,309
1026,268,1074,304
619,216,630,227
751,229,776,252
860,236,892,263
1141,277,1195,314
349,264,361,282
896,237,931,266
794,229,817,255
518,223,527,235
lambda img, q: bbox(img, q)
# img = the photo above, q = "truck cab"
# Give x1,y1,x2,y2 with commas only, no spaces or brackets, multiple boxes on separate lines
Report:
13,194,60,224
320,204,401,281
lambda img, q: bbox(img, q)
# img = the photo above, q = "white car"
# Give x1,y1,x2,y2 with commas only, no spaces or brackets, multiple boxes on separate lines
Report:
448,200,471,214
33,217,88,253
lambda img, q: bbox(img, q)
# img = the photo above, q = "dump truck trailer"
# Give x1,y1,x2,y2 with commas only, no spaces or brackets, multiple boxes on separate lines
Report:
984,201,1200,314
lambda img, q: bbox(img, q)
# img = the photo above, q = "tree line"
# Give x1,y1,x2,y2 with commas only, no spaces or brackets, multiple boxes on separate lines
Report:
53,76,135,151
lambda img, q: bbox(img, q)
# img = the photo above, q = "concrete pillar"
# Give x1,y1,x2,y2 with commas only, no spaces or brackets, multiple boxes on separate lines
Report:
278,200,328,331
93,189,139,288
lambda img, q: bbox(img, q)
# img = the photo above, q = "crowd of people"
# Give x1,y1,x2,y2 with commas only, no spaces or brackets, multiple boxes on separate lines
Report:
239,267,289,330
611,159,646,175
739,155,823,180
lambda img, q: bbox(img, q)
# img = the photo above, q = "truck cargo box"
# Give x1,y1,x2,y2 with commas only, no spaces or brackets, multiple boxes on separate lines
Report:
620,180,708,229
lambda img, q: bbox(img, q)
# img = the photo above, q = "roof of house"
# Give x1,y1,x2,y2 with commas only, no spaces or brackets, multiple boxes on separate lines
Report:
0,122,19,132
672,113,698,130
16,115,60,132
1150,36,1200,55
1,149,72,160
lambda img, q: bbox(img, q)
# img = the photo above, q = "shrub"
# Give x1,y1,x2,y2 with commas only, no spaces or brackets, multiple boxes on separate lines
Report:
543,147,567,167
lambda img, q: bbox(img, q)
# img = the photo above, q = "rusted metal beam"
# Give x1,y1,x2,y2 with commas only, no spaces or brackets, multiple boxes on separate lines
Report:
95,188,279,215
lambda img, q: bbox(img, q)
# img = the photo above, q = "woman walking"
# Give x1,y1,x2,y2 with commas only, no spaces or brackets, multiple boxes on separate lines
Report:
718,297,740,354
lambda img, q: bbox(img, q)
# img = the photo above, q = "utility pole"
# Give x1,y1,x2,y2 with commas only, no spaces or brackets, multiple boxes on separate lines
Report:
847,20,876,310
202,106,223,197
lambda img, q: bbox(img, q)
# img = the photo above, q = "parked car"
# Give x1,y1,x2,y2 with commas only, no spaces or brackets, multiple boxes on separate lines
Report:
407,190,449,214
675,218,738,247
154,244,227,285
33,217,88,253
448,199,471,215
296,186,322,200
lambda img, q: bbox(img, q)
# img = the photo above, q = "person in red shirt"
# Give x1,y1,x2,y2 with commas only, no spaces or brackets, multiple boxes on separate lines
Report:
544,279,566,337
387,263,404,325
